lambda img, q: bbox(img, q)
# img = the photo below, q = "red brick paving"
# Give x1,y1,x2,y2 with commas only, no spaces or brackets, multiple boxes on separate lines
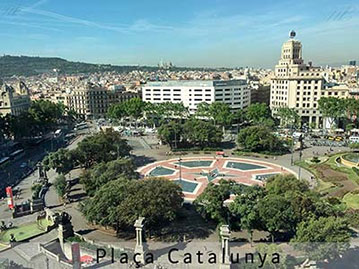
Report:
138,156,291,202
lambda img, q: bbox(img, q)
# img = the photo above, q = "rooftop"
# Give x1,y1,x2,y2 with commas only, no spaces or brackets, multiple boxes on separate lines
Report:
145,79,247,87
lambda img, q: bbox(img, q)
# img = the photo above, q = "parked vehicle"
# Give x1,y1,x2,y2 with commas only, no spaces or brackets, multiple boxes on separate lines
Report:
349,136,359,143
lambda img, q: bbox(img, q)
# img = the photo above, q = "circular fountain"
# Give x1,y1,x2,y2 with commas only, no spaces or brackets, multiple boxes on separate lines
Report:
340,153,359,168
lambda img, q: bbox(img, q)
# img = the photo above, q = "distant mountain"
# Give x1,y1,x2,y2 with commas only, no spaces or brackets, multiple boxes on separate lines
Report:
0,55,222,78
0,55,161,77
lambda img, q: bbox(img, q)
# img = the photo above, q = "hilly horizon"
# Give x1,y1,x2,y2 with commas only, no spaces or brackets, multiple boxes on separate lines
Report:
0,55,229,78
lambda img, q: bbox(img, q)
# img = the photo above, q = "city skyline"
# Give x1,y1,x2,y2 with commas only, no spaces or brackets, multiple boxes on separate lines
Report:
0,0,358,68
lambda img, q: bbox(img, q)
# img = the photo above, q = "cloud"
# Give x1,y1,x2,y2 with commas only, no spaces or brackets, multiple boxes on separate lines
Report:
18,6,173,35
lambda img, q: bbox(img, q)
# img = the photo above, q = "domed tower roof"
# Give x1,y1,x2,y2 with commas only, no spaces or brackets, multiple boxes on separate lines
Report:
289,30,296,39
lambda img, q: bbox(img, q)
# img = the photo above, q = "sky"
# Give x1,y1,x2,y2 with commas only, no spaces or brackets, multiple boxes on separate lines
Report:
0,0,358,68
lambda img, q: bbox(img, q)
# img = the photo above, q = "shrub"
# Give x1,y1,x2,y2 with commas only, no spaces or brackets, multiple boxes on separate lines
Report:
311,156,321,163
31,184,42,200
352,167,359,176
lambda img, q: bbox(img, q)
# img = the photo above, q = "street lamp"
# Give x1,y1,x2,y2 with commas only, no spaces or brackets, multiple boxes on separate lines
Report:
178,157,182,182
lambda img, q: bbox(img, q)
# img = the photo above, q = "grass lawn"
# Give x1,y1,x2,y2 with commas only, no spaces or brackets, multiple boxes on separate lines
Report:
0,218,53,243
343,193,359,209
295,160,335,193
0,242,9,250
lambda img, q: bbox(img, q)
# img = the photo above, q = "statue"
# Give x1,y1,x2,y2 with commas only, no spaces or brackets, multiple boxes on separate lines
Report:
9,234,16,242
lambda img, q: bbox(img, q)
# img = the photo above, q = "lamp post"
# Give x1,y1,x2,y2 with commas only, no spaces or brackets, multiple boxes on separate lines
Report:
178,157,182,182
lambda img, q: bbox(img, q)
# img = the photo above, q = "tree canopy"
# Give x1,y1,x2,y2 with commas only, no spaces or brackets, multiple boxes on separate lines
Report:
196,102,233,129
245,103,274,127
291,216,351,261
43,129,132,173
276,107,300,128
318,97,346,127
81,178,183,231
42,148,75,175
194,180,234,224
237,125,286,154
80,158,138,196
157,117,223,149
75,129,132,168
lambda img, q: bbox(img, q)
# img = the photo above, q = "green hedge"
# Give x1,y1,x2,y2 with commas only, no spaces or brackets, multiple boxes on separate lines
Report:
352,167,359,176
172,147,223,152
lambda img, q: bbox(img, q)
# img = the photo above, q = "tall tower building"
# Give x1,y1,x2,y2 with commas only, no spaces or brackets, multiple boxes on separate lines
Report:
270,31,325,128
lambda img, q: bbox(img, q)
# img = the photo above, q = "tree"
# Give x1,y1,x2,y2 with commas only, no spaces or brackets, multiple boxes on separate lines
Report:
108,102,127,120
292,217,351,262
265,175,309,196
229,185,265,244
7,112,41,139
0,115,9,142
42,148,75,174
196,102,233,131
194,180,233,224
108,98,146,126
81,178,183,232
116,178,183,230
196,102,211,118
157,120,183,148
276,107,300,128
81,178,132,229
346,98,359,127
53,174,67,198
245,103,274,126
123,97,146,120
28,100,65,129
257,194,296,242
183,118,223,147
75,129,131,168
237,126,286,153
81,158,138,196
318,97,346,128
209,102,233,131
265,175,334,225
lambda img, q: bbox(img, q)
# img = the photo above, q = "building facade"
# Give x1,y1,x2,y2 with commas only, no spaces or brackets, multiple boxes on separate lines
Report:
270,31,329,127
270,32,359,128
0,81,31,116
66,82,139,119
142,80,250,113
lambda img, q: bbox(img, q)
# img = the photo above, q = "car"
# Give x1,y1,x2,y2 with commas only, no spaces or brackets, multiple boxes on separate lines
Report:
335,136,343,142
349,136,359,143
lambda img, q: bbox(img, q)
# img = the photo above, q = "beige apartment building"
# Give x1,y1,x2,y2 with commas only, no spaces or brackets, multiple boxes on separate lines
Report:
66,82,138,119
270,31,354,128
0,80,31,116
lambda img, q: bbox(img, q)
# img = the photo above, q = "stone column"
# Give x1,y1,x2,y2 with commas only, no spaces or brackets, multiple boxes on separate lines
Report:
134,217,145,264
220,225,231,269
58,224,64,251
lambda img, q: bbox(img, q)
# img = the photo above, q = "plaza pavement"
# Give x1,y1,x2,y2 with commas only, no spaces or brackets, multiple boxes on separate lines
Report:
1,132,355,268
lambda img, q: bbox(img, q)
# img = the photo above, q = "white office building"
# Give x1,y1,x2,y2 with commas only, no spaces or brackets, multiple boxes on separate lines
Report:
142,80,250,113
